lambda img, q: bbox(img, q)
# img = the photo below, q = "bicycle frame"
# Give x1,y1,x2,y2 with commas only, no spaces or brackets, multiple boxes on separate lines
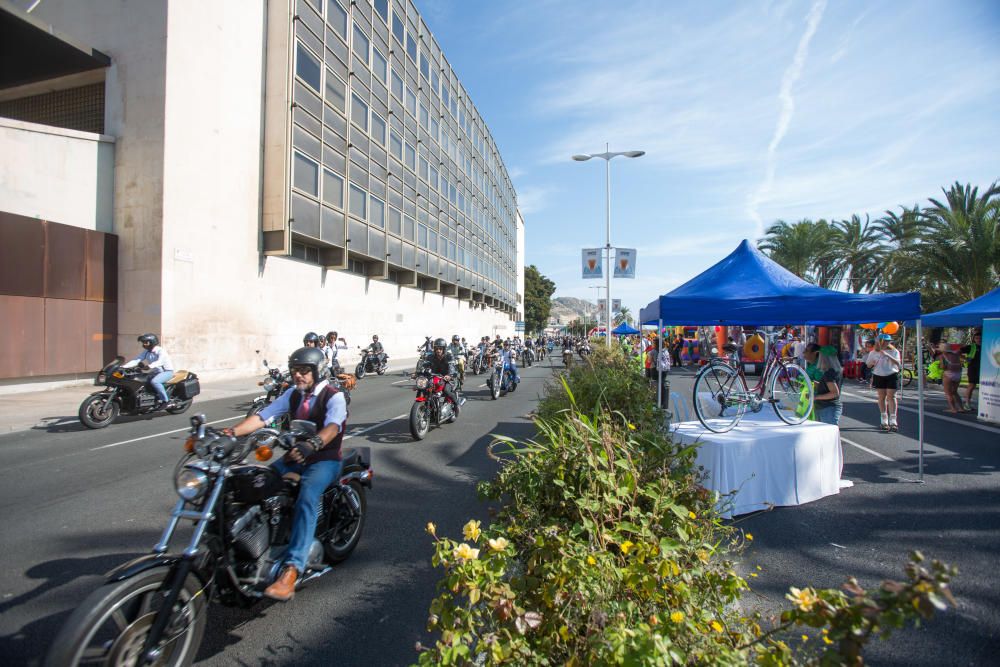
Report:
705,337,789,400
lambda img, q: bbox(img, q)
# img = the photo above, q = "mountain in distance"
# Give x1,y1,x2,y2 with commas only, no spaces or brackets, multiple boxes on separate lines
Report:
549,296,597,324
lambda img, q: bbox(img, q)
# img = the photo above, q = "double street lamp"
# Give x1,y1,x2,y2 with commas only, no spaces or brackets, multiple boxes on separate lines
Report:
572,145,645,346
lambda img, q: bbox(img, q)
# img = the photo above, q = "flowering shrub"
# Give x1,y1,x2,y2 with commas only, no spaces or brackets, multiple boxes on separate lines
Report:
417,347,956,665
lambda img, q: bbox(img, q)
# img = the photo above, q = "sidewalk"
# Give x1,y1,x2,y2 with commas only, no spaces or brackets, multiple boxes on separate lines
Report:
0,356,421,434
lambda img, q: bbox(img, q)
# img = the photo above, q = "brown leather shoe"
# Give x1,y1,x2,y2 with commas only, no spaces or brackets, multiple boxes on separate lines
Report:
264,566,298,601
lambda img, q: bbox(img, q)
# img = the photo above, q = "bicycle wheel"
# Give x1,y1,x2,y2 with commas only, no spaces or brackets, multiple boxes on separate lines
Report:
693,362,747,433
769,362,814,425
902,368,913,387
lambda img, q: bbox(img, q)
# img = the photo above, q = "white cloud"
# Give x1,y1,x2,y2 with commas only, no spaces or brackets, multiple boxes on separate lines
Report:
516,185,554,215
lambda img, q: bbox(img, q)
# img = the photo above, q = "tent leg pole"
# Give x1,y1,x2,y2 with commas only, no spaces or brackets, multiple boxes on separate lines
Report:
916,319,924,482
657,318,663,412
900,325,907,398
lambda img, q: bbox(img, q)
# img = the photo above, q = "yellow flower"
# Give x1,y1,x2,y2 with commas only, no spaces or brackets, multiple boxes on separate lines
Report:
627,422,637,431
711,620,724,633
670,611,685,624
786,587,820,612
745,533,754,541
463,519,482,542
801,634,809,643
688,511,697,519
696,549,710,563
587,555,597,565
750,573,758,578
822,635,834,645
426,522,437,536
453,543,480,561
487,537,509,552
620,540,635,555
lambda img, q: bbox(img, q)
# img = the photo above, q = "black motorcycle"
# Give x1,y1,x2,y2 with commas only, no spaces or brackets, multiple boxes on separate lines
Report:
354,346,388,378
246,359,291,428
46,415,372,667
78,357,200,429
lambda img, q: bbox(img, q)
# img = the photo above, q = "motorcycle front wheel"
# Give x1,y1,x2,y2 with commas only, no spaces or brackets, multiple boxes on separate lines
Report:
355,363,367,379
491,371,501,400
45,567,206,667
409,402,430,440
324,481,367,563
78,394,120,429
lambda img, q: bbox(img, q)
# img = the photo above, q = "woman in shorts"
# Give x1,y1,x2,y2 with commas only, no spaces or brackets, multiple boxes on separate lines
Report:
866,334,901,431
940,342,965,413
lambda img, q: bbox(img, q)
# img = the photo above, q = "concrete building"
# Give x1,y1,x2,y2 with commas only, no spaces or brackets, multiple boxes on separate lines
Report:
0,0,523,386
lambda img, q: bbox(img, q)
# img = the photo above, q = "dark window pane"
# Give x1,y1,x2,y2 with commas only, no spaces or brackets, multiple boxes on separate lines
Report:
351,93,368,131
327,0,347,37
371,112,386,145
370,196,385,228
392,12,404,43
322,169,343,208
349,182,367,219
293,151,319,195
390,69,403,100
374,0,388,22
388,206,401,235
406,30,417,61
353,25,369,64
296,42,322,93
372,47,387,84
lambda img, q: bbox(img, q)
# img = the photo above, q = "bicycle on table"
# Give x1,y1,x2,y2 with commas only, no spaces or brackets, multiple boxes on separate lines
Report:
692,331,814,433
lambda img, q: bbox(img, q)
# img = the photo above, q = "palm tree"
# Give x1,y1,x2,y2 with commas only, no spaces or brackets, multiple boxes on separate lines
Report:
615,306,632,326
830,214,885,293
874,205,924,293
906,181,1000,309
757,219,834,284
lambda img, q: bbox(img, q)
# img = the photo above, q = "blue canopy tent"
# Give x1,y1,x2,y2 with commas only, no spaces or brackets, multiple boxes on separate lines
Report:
611,323,641,335
921,285,1000,327
640,240,930,479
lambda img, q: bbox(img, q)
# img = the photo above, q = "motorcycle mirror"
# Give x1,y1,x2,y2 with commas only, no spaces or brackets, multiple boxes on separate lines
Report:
290,419,317,436
263,359,268,367
190,414,206,428
115,355,126,363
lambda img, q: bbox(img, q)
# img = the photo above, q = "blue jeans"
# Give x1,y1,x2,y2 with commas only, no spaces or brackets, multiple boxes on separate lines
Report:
815,403,842,426
270,458,343,572
505,361,520,383
150,370,173,402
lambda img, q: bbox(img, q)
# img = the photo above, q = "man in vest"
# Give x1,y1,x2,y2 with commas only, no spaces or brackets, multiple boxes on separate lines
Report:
223,346,347,601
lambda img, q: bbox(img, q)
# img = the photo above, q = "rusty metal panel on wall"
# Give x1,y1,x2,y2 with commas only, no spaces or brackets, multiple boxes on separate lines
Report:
44,298,88,374
0,295,45,379
0,212,45,297
85,230,118,302
44,223,87,300
85,301,118,370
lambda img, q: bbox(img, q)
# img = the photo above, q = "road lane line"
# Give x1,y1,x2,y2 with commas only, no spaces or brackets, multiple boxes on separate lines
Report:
840,436,894,462
90,415,242,451
344,414,407,440
841,390,1000,434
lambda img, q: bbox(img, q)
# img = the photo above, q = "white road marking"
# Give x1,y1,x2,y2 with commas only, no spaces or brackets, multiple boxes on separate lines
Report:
391,379,411,385
90,415,242,451
840,435,894,462
343,414,407,440
841,390,1000,435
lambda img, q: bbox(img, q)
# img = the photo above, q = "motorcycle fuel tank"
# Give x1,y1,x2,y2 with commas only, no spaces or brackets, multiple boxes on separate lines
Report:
227,464,286,504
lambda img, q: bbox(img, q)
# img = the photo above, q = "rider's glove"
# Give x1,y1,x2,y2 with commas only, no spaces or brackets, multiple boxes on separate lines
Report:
292,434,324,459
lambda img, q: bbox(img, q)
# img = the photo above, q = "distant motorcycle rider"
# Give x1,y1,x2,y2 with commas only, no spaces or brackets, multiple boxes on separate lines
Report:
424,338,461,416
501,339,521,385
368,335,386,365
447,335,467,386
121,334,175,410
223,346,347,602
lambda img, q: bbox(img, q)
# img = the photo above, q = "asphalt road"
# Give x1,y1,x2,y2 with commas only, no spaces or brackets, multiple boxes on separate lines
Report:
666,365,1000,666
0,355,558,666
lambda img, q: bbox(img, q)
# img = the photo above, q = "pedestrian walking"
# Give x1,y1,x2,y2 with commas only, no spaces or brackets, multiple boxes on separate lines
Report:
960,329,982,412
866,333,901,431
939,342,965,413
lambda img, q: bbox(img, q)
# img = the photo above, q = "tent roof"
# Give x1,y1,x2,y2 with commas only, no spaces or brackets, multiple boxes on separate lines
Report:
611,323,640,335
921,285,1000,327
640,239,921,326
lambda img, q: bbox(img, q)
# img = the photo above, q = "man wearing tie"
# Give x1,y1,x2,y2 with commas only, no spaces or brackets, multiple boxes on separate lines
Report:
223,346,347,601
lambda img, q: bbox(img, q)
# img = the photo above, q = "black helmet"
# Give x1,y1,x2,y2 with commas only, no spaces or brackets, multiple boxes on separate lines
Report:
288,346,328,379
138,333,159,347
303,331,320,345
433,337,448,350
452,335,460,342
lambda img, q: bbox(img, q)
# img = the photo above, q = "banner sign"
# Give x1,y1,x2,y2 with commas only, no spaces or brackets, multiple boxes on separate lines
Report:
612,299,622,312
597,298,606,313
614,248,636,279
979,318,1000,424
582,248,602,279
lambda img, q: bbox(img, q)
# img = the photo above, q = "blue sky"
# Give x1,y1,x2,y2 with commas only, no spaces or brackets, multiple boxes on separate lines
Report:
417,0,1000,316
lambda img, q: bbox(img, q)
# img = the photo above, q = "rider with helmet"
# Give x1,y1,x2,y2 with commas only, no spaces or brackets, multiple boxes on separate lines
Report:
501,339,521,386
447,335,467,386
303,332,321,347
121,334,175,410
223,346,348,602
424,338,462,416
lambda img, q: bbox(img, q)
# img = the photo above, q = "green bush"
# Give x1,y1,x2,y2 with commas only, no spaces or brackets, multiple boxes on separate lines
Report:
417,347,956,665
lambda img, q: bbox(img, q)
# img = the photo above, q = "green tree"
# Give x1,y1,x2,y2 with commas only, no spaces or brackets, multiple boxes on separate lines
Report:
830,214,885,293
757,219,835,285
523,265,556,334
874,204,924,293
614,306,632,326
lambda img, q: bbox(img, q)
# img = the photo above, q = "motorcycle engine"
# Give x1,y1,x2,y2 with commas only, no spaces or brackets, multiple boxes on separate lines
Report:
230,505,271,562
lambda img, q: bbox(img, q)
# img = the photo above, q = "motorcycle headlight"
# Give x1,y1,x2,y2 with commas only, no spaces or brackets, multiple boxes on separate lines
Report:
175,467,209,501
263,378,276,392
416,376,429,389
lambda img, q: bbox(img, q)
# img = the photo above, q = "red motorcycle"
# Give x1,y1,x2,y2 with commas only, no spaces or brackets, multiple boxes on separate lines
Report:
409,372,458,440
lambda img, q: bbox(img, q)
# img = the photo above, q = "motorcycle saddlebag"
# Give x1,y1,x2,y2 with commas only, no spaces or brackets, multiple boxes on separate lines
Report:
175,374,201,400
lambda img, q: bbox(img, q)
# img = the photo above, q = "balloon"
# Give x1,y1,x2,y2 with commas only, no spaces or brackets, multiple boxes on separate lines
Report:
883,321,899,335
860,323,878,330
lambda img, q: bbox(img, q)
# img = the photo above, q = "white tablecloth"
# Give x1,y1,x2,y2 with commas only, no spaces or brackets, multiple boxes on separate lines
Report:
671,407,845,518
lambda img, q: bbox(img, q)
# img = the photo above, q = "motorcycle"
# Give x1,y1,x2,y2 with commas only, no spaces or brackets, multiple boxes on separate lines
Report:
578,344,592,360
354,346,388,378
78,357,200,429
563,347,574,369
485,355,517,400
523,347,535,367
46,415,371,667
246,359,290,427
409,372,459,440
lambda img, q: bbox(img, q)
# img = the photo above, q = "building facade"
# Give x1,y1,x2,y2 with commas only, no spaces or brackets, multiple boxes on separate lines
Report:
0,0,522,384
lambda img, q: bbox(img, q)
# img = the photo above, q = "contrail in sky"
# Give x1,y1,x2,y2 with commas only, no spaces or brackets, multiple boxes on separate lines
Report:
749,0,828,236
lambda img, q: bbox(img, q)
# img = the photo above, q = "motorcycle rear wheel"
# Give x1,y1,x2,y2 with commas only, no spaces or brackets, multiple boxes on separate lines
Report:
79,394,120,429
166,399,193,415
376,363,386,375
324,481,367,563
45,567,206,667
409,402,430,440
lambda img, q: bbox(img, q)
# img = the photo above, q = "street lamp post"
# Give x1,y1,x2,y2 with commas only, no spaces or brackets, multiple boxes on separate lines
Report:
573,144,645,347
